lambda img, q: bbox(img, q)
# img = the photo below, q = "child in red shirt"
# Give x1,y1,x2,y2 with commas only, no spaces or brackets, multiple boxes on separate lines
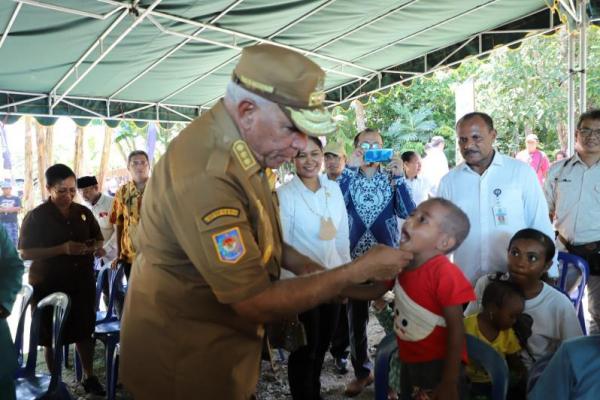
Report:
345,198,475,400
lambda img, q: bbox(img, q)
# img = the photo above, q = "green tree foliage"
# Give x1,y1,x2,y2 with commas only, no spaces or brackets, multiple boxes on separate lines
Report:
330,26,600,163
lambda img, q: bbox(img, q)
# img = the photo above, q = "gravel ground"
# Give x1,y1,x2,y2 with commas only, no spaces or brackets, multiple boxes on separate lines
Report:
257,311,387,400
22,310,386,400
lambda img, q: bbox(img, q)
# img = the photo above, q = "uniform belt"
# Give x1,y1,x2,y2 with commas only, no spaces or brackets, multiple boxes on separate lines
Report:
558,234,600,255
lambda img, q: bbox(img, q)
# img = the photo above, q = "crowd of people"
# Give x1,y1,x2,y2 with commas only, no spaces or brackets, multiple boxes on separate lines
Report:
0,43,599,400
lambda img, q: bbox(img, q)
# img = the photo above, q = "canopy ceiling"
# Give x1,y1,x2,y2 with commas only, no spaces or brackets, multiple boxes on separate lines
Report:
0,0,560,124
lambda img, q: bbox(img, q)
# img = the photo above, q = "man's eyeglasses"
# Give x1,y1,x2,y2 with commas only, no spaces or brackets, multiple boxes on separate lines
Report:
359,142,382,150
578,128,600,137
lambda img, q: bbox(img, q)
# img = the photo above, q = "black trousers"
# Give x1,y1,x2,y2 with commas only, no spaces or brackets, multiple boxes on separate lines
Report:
347,299,372,379
288,303,341,400
329,303,350,360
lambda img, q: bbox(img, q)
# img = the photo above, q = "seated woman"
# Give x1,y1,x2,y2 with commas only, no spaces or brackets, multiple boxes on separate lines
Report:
276,136,351,400
19,164,105,395
464,229,582,372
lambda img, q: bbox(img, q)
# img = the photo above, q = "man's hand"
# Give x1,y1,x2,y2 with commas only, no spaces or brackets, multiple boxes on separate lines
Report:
387,159,403,177
111,258,123,270
347,148,364,168
351,245,412,283
95,248,107,258
431,380,459,400
63,241,92,256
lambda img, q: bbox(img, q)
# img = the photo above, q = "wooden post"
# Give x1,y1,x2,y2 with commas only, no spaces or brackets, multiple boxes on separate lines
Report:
97,125,113,191
23,117,34,210
73,125,85,177
45,125,54,166
35,121,47,199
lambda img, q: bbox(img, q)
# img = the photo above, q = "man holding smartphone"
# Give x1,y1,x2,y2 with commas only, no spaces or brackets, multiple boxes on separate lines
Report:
337,128,415,396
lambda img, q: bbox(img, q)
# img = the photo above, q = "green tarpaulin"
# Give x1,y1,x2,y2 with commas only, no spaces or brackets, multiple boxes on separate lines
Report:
0,0,557,124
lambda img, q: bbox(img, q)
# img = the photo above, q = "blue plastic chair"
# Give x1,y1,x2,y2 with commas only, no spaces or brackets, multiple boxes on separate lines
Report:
13,284,34,368
66,265,117,379
374,333,397,400
374,333,509,400
466,334,509,400
73,265,124,387
108,343,120,400
557,251,589,334
14,292,73,400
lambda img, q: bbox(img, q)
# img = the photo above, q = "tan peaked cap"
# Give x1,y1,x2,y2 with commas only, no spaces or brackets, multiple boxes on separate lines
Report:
323,142,346,157
232,44,336,137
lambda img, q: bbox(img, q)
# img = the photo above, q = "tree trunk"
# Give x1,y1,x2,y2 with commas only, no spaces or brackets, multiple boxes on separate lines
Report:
23,117,34,210
351,100,367,132
97,125,114,191
45,125,54,166
557,122,567,151
73,125,85,177
35,121,47,199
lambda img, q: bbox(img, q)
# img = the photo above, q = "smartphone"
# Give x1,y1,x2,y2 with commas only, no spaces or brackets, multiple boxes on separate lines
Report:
364,148,394,163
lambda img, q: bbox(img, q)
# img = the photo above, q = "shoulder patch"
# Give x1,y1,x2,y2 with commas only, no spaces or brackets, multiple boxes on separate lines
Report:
202,207,240,224
232,140,257,171
212,227,246,264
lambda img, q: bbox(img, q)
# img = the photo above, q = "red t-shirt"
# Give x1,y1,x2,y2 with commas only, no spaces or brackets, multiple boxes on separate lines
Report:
387,254,475,363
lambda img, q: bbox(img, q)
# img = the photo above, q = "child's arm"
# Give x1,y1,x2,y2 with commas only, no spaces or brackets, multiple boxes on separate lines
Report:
341,280,389,301
506,352,527,381
433,304,464,400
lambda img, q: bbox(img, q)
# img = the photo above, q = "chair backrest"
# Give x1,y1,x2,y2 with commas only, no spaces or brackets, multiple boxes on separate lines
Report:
101,264,124,322
466,334,509,400
22,292,70,393
557,251,589,313
13,284,34,367
95,266,109,311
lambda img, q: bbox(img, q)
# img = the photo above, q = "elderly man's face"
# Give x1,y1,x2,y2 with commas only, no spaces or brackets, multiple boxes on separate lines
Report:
457,116,496,170
576,117,600,155
242,102,308,169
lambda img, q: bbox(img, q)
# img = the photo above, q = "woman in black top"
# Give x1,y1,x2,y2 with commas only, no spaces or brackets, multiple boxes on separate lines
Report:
19,164,105,395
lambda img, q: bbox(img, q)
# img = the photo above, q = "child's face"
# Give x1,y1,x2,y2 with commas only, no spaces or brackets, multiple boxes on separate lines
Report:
400,202,449,255
507,238,551,286
490,295,524,331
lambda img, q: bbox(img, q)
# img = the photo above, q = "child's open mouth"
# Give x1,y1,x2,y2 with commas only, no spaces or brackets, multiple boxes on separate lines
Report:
400,228,410,244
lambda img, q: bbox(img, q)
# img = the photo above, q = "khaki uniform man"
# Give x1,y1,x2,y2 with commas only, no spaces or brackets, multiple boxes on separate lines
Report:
119,44,412,399
544,109,600,333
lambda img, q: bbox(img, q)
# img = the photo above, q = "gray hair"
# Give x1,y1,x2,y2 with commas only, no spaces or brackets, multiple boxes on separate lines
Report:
225,81,273,108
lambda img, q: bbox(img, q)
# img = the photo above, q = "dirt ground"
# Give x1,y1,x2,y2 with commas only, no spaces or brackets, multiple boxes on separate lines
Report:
50,310,387,400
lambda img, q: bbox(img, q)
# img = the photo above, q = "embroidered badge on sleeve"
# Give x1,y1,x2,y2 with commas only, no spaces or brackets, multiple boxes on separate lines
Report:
202,207,240,225
212,227,246,264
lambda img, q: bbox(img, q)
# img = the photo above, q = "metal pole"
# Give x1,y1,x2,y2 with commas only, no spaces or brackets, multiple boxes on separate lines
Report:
579,0,588,114
567,29,576,156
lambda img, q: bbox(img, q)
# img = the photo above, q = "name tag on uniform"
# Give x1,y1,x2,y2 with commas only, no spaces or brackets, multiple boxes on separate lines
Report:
492,206,508,226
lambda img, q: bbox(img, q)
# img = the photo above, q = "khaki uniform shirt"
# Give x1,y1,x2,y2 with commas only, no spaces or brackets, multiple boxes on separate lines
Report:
110,181,144,263
544,153,600,245
120,100,282,400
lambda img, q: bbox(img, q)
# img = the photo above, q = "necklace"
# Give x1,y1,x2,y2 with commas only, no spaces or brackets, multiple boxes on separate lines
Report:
296,180,337,241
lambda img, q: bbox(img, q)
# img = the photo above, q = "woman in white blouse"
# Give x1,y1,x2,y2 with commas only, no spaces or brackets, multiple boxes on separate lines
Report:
277,136,351,400
401,150,435,205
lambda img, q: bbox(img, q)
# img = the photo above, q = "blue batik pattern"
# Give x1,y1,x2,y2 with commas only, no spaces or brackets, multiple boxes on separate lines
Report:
338,167,415,259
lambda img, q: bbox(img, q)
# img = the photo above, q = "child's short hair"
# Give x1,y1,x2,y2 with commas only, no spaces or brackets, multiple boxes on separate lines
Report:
509,228,555,263
424,198,470,253
481,280,525,309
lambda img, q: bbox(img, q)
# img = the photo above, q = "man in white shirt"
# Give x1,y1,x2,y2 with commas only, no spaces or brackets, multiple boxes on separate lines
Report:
544,109,600,333
421,135,449,192
77,176,117,264
438,112,555,283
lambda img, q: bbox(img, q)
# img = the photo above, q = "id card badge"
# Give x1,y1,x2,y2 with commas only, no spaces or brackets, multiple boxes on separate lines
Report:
492,206,508,226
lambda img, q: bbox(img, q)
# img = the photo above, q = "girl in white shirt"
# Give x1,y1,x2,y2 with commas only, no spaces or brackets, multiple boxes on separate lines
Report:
464,229,582,371
277,136,351,400
401,151,434,205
